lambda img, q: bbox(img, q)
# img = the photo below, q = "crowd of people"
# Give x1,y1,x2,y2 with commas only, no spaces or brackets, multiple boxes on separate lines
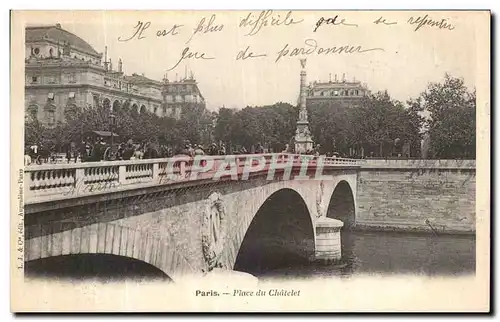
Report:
24,137,328,166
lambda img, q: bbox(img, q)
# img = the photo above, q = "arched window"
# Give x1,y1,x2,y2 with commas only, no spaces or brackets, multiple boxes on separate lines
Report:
102,98,111,110
112,100,121,113
27,105,38,121
140,105,147,114
65,103,79,120
44,104,56,126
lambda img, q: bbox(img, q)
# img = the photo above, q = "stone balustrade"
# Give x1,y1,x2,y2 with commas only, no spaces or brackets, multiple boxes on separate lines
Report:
24,153,361,205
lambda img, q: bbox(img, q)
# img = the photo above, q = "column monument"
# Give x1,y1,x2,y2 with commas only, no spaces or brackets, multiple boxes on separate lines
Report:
294,59,314,153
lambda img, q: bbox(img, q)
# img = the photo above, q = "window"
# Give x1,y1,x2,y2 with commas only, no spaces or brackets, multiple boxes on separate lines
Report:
31,76,38,84
47,110,55,125
49,48,53,57
28,105,38,121
334,90,339,96
34,47,40,55
46,75,57,84
68,73,76,83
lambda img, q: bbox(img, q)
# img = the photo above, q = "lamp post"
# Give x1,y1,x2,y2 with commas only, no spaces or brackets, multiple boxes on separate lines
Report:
109,113,116,160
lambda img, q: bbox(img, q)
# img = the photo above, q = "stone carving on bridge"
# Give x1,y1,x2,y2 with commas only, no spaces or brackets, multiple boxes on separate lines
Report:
202,191,227,272
316,180,326,218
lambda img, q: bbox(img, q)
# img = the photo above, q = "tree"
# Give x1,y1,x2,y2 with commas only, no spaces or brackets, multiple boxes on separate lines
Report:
416,74,476,159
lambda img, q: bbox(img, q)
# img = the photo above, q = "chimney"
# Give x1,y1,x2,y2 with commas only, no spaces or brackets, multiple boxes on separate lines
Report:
55,23,61,29
104,46,108,71
329,73,332,82
342,73,346,82
118,58,123,73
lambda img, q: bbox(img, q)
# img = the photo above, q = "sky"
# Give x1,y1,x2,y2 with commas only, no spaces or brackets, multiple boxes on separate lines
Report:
19,10,482,111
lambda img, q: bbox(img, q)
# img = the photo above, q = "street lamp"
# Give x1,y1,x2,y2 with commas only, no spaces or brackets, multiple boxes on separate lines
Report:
109,113,116,160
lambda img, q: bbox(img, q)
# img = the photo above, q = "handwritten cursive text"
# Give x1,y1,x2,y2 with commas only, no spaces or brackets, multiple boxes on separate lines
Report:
313,15,358,32
239,10,303,36
167,47,215,71
407,15,455,32
187,14,224,43
275,39,384,63
118,21,151,42
236,46,267,60
156,24,183,37
373,16,397,25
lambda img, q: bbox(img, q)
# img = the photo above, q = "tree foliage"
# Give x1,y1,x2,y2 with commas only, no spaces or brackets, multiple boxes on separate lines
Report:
416,74,476,159
25,74,475,159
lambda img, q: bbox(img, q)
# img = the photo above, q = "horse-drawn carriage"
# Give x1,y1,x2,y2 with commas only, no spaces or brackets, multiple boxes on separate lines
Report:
84,130,120,161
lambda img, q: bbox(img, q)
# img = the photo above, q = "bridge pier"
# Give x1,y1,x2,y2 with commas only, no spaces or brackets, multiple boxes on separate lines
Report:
313,218,344,264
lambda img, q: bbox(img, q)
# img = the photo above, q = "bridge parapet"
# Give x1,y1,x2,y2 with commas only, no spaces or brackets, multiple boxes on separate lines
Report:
24,154,361,205
360,159,476,169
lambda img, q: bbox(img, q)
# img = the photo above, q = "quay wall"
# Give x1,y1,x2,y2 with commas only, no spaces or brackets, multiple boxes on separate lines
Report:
356,159,476,234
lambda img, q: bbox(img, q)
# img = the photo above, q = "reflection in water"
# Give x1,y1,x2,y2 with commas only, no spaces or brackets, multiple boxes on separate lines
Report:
258,231,476,280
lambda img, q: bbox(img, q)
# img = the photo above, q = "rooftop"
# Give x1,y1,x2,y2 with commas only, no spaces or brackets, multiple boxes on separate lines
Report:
26,24,101,58
124,73,163,86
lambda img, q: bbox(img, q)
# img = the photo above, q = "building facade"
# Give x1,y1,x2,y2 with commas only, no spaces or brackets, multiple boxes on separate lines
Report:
306,74,370,108
161,76,206,119
25,24,205,127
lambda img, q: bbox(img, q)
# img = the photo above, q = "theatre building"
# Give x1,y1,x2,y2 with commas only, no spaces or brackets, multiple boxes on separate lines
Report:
24,23,205,127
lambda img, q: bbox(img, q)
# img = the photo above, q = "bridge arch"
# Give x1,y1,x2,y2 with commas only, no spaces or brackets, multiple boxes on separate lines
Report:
24,222,193,282
25,253,172,282
232,188,315,276
326,180,356,229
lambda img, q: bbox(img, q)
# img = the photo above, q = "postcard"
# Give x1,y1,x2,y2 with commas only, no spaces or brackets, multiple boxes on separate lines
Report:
10,10,490,312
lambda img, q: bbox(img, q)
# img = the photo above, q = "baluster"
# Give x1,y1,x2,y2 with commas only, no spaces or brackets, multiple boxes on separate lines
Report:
32,172,39,190
91,167,97,183
47,170,54,190
86,168,91,183
66,169,73,188
54,170,62,191
98,167,104,182
87,168,93,183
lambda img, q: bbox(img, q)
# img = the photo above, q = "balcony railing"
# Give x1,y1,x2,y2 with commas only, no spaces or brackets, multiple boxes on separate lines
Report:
24,154,361,204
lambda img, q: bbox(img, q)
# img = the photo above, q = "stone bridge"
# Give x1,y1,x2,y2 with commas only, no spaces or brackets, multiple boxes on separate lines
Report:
23,154,361,281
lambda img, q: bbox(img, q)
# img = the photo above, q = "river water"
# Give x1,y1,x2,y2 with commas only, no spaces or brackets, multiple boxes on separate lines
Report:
257,231,476,280
25,231,475,281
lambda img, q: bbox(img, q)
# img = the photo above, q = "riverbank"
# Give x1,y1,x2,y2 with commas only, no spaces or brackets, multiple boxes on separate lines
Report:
354,220,475,235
